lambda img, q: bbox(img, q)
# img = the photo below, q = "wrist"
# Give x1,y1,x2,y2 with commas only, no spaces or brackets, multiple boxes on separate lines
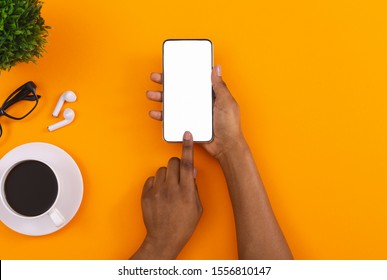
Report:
216,136,249,163
132,235,181,260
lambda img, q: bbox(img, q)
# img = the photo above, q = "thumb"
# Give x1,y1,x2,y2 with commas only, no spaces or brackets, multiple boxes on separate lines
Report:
211,65,233,106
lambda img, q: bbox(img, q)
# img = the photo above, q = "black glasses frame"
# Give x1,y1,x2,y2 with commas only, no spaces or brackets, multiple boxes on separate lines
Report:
0,81,41,137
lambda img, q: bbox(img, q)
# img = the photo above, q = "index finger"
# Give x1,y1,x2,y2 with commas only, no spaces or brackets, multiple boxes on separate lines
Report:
180,131,195,187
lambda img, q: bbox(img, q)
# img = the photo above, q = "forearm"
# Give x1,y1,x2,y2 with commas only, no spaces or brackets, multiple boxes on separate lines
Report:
218,138,292,259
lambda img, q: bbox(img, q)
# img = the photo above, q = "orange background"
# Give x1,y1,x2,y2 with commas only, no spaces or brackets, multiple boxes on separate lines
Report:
1,0,387,259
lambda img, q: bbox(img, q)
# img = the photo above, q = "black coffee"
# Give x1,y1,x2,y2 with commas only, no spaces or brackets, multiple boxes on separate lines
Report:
4,160,58,217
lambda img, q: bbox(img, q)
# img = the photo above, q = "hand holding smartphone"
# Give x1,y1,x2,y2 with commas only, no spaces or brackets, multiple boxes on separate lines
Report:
162,39,213,142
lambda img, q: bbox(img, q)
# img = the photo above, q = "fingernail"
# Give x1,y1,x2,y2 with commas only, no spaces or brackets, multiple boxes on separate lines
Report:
194,167,197,178
216,65,222,77
183,131,192,140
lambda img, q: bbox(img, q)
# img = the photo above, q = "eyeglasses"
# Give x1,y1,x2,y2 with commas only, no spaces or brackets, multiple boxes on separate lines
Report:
0,81,41,138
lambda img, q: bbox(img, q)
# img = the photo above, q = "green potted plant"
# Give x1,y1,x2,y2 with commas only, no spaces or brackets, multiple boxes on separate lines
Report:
0,0,50,71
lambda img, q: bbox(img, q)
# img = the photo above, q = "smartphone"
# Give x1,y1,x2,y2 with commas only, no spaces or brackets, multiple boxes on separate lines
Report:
162,39,213,142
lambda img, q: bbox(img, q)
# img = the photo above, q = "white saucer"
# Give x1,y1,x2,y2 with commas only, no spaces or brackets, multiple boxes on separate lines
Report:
0,142,83,236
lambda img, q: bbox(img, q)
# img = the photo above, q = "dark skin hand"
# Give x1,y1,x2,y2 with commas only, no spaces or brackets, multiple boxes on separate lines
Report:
146,66,241,159
131,131,202,259
142,65,293,259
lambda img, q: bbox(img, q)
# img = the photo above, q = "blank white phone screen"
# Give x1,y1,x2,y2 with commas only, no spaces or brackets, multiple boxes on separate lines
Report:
163,39,213,142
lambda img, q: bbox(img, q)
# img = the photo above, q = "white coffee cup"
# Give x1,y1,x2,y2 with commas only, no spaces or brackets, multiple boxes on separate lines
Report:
0,142,83,236
0,159,66,228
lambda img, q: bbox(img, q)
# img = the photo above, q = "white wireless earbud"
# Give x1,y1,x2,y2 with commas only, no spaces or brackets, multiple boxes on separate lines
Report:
52,91,77,117
48,108,75,131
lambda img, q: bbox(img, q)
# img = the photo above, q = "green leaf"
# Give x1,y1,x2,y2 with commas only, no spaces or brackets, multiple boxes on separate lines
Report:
0,0,50,71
